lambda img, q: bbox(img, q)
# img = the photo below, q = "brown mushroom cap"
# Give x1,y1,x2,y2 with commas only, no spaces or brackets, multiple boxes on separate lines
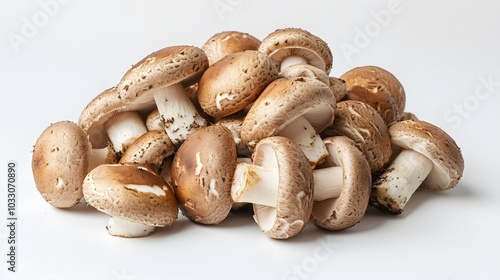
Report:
83,163,178,227
252,136,314,239
241,77,335,150
78,87,145,149
198,50,279,118
311,136,371,231
325,100,392,173
201,31,261,65
116,45,208,106
329,77,348,102
386,120,464,191
171,125,237,225
346,85,400,126
399,112,419,122
340,65,406,115
32,121,90,208
258,28,333,73
145,109,164,131
119,130,175,171
279,64,329,85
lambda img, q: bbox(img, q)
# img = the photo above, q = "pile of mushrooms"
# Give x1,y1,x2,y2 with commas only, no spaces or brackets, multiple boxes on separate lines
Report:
31,28,465,239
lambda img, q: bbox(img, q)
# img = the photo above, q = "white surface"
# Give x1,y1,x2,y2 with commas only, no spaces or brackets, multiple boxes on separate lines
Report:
1,0,499,279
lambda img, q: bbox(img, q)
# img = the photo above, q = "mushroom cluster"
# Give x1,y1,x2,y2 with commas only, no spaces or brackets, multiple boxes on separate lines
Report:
31,28,465,239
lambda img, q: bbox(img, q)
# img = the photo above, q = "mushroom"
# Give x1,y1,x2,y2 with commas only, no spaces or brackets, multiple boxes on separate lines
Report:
258,28,333,73
32,121,90,208
370,120,465,214
311,136,372,231
32,121,117,208
171,125,237,225
340,65,406,125
83,163,178,237
116,45,209,146
231,136,314,239
241,77,335,168
201,31,261,66
197,50,279,119
78,87,149,154
119,130,175,172
322,100,392,174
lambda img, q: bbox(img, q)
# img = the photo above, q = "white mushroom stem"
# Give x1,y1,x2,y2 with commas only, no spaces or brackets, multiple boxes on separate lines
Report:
107,216,155,238
276,115,328,168
88,144,116,171
312,166,343,201
231,162,343,205
105,111,148,153
372,149,434,211
231,162,279,207
280,55,309,71
152,83,207,146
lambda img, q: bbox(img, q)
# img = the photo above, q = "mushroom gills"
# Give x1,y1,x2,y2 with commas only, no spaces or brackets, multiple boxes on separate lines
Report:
275,115,328,167
107,216,155,237
152,83,208,146
371,149,433,214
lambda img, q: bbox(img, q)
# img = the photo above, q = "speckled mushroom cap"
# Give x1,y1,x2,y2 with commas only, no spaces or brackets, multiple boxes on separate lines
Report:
324,100,392,174
116,45,209,106
346,85,400,126
32,121,90,208
258,28,333,73
83,163,178,227
340,65,406,116
78,87,144,149
145,109,163,131
385,120,464,191
201,31,261,65
119,130,175,171
252,136,314,239
241,77,335,150
311,136,371,231
198,50,279,118
279,64,329,85
329,77,347,102
171,125,237,225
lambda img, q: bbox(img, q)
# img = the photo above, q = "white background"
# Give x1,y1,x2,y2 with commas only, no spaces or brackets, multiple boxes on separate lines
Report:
1,0,499,279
